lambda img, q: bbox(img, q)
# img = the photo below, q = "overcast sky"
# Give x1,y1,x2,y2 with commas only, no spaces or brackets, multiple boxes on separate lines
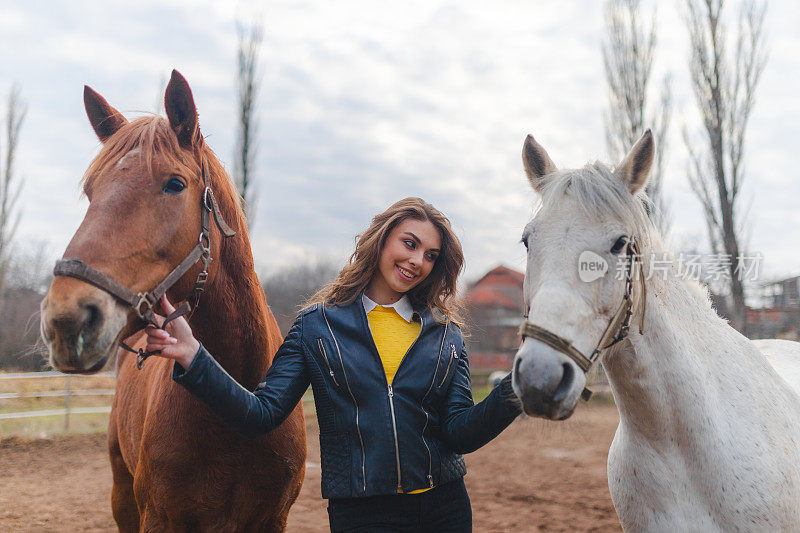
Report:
1,0,798,287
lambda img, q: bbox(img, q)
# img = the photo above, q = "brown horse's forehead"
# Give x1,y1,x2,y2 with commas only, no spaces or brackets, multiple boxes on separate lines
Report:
84,146,198,196
112,148,192,175
114,148,143,171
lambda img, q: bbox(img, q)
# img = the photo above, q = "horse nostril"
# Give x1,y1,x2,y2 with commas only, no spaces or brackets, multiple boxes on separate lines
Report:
553,363,575,403
84,303,101,331
74,303,103,357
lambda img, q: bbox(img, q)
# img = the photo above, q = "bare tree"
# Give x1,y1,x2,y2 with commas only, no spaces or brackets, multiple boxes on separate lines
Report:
0,84,29,368
683,0,767,331
234,19,263,228
262,260,338,334
603,0,673,235
5,239,53,293
0,84,25,298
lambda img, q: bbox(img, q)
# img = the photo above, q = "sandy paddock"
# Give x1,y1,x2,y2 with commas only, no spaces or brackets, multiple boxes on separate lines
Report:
0,403,621,532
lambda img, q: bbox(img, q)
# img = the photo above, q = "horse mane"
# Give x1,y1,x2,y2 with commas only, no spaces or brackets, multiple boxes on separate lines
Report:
538,162,654,246
200,142,257,288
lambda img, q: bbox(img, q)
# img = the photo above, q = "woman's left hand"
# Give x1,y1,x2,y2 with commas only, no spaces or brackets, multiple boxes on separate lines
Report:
144,295,201,368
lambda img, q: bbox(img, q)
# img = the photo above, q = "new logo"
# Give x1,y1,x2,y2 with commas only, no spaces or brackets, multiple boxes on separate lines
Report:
578,251,608,282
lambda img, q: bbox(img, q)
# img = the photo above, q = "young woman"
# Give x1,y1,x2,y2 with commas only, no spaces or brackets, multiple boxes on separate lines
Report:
145,197,521,532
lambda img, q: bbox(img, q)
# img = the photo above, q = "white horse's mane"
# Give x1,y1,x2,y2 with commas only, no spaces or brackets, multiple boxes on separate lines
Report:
539,162,652,239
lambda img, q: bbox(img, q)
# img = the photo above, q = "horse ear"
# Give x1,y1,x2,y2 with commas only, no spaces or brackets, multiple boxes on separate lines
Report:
164,70,200,148
615,130,654,194
522,134,557,192
83,86,127,142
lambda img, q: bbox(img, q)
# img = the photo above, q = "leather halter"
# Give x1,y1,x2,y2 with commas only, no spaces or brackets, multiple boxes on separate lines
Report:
517,237,647,399
53,156,236,369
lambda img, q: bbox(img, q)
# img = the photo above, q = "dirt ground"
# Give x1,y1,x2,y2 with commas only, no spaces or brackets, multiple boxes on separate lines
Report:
0,403,621,532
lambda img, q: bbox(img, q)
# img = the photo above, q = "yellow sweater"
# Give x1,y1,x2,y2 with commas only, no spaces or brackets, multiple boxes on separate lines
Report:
367,305,421,384
366,304,430,493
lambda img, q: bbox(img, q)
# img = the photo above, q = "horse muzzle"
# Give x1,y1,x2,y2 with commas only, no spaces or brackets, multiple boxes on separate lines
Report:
41,277,127,373
512,339,585,420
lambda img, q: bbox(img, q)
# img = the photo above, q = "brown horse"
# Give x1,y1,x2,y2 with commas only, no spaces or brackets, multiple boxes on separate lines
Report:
40,70,306,532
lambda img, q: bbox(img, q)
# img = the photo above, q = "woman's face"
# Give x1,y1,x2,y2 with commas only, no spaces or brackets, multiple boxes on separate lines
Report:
368,218,442,303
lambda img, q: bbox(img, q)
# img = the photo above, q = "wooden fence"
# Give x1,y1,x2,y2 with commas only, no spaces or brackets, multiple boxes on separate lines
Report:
0,371,114,432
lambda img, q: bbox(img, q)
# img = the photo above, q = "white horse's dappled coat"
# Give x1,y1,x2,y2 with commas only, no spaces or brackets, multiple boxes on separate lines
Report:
513,131,800,531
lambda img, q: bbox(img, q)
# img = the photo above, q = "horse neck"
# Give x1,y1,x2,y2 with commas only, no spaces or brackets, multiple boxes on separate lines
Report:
602,263,767,443
184,236,282,389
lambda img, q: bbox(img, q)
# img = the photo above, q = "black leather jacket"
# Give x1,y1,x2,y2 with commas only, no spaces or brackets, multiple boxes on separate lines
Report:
173,298,520,498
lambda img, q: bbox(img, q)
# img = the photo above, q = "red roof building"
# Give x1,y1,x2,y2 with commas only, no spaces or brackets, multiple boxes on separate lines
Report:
462,266,525,370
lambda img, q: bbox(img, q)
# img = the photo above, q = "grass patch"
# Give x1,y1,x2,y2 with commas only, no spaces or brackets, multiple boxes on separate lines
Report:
0,412,110,439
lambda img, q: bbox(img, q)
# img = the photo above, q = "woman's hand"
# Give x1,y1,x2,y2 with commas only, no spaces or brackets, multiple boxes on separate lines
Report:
144,295,201,369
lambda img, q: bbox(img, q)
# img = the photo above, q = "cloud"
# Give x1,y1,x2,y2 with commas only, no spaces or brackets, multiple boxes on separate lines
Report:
2,0,798,288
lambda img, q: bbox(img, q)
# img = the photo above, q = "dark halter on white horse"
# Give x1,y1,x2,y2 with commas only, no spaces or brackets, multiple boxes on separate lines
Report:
517,237,647,400
52,156,236,369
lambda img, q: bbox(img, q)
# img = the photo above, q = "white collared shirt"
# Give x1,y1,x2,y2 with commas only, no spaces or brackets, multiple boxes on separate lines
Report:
362,293,415,323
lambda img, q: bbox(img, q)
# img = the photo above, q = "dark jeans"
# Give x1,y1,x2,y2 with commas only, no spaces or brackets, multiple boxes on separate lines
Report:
327,477,472,532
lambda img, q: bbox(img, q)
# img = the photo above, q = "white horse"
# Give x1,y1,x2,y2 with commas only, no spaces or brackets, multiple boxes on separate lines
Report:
512,130,800,531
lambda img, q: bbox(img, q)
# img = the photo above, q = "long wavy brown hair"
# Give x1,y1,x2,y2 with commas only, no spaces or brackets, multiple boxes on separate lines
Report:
306,197,464,325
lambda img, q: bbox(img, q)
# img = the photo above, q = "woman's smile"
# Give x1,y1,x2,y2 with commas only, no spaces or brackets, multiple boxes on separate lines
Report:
396,264,418,281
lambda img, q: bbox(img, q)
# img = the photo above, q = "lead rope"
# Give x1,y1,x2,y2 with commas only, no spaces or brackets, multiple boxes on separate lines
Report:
120,248,211,369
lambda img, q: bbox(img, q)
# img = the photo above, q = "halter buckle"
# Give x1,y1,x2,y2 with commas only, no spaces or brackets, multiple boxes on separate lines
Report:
198,232,211,256
136,348,153,370
195,270,208,292
135,292,156,321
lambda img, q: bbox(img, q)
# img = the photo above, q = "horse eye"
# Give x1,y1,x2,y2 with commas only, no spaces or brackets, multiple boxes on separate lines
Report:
521,236,529,250
610,236,628,255
163,177,186,194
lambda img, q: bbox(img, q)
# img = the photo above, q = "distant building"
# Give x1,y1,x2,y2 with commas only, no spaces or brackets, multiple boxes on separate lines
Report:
747,275,800,340
462,266,525,370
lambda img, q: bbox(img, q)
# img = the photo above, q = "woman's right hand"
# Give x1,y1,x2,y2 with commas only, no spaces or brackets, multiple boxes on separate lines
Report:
144,295,201,369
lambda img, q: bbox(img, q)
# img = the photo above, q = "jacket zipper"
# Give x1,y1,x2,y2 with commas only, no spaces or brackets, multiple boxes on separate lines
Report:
387,385,402,491
316,338,339,387
438,343,457,387
322,307,366,493
420,322,449,488
382,312,424,493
